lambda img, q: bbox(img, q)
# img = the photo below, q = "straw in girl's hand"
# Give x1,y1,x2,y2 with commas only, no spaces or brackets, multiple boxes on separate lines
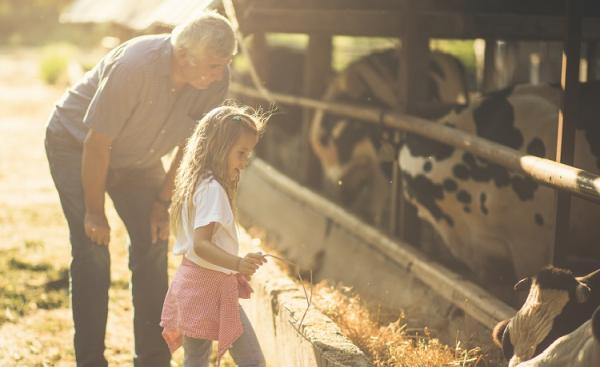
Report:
238,252,267,277
263,253,313,328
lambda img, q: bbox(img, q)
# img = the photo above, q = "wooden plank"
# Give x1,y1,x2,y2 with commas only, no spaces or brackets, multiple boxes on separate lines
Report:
553,0,582,267
419,0,600,16
482,39,497,92
395,2,427,242
240,9,403,37
244,0,600,17
588,41,597,81
240,8,600,40
425,13,600,40
238,0,404,11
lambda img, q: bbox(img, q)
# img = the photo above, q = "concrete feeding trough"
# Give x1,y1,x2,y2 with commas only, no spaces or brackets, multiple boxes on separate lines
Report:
237,159,515,362
239,230,370,366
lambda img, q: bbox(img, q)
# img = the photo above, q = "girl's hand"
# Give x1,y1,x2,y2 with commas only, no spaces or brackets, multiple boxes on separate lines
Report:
237,252,266,277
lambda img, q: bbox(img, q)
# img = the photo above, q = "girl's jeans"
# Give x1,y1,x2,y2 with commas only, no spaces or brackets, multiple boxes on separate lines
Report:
45,125,170,367
183,308,265,367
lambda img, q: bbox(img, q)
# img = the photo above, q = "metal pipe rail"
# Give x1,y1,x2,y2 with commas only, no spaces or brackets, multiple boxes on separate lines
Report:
230,82,600,204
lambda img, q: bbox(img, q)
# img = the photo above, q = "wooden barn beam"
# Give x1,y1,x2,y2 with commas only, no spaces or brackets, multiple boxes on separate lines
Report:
482,39,497,92
587,42,597,80
239,8,600,40
301,35,332,187
418,0,593,16
395,2,428,242
553,0,582,267
424,13,600,40
240,9,403,37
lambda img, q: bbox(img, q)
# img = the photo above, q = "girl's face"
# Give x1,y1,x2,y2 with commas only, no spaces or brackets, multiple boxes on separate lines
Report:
227,131,258,183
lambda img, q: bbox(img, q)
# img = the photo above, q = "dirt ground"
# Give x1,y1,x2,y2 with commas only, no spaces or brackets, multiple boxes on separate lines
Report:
0,48,234,366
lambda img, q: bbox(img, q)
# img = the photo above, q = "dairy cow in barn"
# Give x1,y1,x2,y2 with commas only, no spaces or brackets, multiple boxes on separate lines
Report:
492,266,600,366
310,48,469,225
399,82,600,284
516,305,600,366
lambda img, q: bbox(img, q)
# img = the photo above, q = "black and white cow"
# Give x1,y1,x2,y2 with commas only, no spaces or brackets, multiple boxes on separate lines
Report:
310,46,600,285
516,305,600,366
399,82,600,284
310,48,468,225
492,266,600,366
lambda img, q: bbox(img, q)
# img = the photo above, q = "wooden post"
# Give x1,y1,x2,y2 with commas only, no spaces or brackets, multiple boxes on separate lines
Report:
246,33,270,83
587,41,597,81
301,34,332,187
482,39,497,92
553,0,582,267
395,2,429,243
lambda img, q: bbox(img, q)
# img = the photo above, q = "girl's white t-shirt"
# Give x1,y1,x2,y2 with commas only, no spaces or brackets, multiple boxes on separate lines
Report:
172,175,239,274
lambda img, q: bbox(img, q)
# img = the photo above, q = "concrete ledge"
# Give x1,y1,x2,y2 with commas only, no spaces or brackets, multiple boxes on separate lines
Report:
240,233,371,367
237,159,513,358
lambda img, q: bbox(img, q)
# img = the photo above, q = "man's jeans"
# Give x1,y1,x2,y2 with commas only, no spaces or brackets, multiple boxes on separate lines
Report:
45,125,171,367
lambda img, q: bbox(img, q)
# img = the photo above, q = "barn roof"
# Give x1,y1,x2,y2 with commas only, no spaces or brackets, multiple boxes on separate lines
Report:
60,0,217,30
60,0,600,40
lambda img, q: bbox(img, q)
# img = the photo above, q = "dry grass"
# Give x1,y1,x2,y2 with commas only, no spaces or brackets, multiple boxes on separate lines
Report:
249,228,486,367
314,283,484,367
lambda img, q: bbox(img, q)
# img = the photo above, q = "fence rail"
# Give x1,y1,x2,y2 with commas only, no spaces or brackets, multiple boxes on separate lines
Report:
230,82,600,204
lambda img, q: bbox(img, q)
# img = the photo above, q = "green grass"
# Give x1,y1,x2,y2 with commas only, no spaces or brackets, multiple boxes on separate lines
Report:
333,36,398,71
0,245,69,325
430,39,476,74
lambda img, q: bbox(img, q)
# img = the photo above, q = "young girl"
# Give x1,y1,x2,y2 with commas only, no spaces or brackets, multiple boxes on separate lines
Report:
161,105,268,367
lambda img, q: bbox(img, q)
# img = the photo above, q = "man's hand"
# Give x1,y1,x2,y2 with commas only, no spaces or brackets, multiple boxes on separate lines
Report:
237,252,266,278
84,212,111,246
150,201,170,243
81,129,112,246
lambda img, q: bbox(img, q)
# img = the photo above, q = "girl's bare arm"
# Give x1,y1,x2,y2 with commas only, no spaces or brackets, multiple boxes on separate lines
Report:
193,223,264,276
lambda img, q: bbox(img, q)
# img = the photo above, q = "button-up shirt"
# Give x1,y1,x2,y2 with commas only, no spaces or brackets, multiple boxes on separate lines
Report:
49,34,229,169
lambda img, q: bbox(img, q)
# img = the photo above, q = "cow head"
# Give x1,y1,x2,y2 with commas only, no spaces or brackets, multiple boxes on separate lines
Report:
512,305,600,366
493,266,600,366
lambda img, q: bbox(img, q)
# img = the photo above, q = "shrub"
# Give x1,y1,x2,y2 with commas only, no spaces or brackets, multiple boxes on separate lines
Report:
39,43,76,85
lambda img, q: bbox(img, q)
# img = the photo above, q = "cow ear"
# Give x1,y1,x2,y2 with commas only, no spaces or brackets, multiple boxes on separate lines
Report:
492,319,510,347
514,277,531,292
575,282,591,303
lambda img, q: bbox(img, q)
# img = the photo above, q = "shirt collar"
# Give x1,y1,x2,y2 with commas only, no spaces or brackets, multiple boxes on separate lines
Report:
159,35,174,78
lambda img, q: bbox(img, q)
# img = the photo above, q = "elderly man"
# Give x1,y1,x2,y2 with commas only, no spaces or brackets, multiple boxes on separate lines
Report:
44,11,236,367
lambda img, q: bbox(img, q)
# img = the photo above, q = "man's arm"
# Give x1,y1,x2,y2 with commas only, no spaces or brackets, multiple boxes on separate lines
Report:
150,144,185,243
82,129,113,246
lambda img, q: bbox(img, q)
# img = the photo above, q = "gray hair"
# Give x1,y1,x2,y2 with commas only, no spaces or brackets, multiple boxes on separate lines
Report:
171,10,237,61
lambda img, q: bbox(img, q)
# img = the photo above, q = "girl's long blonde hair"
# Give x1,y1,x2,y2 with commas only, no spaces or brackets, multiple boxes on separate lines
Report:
170,104,266,233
